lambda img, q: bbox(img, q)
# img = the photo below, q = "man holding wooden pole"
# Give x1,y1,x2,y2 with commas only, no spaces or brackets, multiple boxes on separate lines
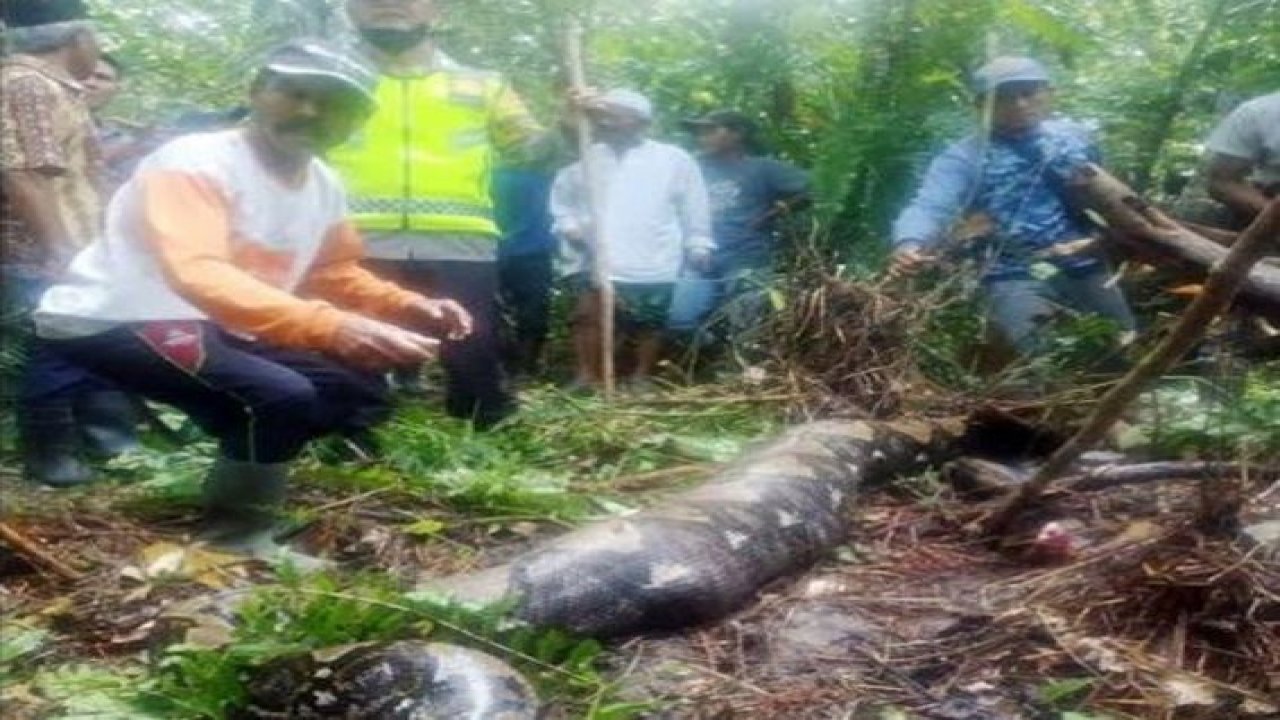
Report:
551,89,713,392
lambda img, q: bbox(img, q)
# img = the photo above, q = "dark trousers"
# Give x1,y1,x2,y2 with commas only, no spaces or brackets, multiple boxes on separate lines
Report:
365,259,512,424
3,271,108,403
47,322,390,463
498,251,554,372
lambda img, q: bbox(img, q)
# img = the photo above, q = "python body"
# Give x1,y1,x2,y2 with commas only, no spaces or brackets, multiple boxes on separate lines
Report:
168,420,958,718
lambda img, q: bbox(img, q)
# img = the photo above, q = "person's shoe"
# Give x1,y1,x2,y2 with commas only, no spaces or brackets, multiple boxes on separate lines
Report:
75,390,142,459
199,458,329,572
20,400,93,488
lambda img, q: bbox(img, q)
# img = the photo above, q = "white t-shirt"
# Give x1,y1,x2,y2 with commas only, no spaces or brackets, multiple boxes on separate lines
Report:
1206,92,1280,186
550,139,713,284
37,129,418,350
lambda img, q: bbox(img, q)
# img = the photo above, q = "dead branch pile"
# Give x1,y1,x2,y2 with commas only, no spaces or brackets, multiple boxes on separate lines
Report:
764,260,965,419
1012,526,1280,716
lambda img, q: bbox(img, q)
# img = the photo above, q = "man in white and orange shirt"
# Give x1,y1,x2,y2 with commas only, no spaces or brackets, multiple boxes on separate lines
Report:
35,40,470,566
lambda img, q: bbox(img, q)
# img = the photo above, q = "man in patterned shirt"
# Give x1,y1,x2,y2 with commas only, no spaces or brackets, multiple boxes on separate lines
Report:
890,57,1135,355
0,0,141,487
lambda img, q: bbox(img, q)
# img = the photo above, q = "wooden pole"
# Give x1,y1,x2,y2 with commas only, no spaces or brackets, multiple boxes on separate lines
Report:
987,197,1280,537
564,19,616,397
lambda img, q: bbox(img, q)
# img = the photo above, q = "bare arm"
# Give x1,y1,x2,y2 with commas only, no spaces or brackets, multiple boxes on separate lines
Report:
1207,153,1269,221
1,169,73,270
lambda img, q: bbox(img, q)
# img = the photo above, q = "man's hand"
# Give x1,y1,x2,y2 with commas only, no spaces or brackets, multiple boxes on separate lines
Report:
688,247,713,275
559,87,605,132
332,315,440,371
406,297,472,341
887,245,936,278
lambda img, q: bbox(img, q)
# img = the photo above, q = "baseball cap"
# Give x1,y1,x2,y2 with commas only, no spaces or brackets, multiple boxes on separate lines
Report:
682,109,757,135
599,88,653,121
971,56,1051,95
262,39,380,106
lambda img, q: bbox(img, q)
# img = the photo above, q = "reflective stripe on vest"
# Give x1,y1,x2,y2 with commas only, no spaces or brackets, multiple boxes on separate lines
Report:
347,197,494,220
329,72,500,237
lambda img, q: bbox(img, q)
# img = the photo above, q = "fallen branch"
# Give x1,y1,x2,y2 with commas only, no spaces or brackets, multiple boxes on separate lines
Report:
1082,167,1280,318
1062,461,1280,493
0,519,83,581
987,197,1280,538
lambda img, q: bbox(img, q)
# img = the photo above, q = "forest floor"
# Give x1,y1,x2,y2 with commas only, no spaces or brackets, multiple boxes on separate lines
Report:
1,381,1278,720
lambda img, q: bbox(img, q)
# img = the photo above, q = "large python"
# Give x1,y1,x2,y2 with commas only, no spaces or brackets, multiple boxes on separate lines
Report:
164,419,960,717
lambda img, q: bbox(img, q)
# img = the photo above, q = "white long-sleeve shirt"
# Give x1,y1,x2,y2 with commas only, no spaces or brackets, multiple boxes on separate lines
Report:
551,139,713,284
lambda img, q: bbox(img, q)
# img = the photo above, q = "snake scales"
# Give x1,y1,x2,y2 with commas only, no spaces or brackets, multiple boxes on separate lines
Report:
161,419,960,718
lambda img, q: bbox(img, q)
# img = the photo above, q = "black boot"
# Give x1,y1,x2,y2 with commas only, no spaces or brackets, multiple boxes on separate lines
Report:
200,458,328,571
20,400,93,488
75,390,141,459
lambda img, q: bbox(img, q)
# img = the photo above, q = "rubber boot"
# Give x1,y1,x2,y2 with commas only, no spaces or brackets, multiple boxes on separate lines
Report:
199,458,328,571
20,400,93,488
75,390,142,459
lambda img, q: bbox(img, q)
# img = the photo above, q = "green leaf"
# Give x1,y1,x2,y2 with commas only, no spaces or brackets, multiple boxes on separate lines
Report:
0,624,48,666
1039,677,1094,706
401,518,448,537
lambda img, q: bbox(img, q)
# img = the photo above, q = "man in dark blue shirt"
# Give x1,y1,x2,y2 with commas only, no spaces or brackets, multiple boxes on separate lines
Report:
671,110,809,346
891,57,1135,355
494,166,557,379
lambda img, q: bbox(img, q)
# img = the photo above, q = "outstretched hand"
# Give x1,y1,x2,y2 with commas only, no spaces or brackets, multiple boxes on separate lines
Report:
332,315,440,371
887,245,936,278
406,297,473,341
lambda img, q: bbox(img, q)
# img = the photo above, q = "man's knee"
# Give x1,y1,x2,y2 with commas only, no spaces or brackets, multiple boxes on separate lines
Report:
255,370,321,424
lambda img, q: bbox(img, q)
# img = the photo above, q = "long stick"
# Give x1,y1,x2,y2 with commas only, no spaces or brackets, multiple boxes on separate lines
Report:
564,19,616,397
0,519,83,581
987,197,1280,536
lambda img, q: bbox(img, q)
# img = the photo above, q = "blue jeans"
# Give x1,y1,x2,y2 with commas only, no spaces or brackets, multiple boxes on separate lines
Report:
669,266,771,338
984,267,1136,355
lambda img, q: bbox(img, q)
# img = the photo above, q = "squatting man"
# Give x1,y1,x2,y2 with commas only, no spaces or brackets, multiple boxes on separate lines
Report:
34,40,472,567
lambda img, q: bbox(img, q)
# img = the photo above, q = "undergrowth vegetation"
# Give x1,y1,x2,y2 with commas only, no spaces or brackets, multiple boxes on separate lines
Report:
6,572,648,719
2,386,780,719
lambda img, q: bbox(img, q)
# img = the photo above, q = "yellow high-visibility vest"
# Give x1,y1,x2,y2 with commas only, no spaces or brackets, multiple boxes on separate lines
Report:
328,70,503,237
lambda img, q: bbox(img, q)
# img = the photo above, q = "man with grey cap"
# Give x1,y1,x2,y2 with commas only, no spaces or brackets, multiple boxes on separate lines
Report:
890,56,1135,356
551,89,713,389
34,39,471,567
1204,90,1280,227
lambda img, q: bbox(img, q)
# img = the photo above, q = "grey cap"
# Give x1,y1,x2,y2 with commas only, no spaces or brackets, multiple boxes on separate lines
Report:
972,56,1051,95
262,39,379,105
599,88,654,120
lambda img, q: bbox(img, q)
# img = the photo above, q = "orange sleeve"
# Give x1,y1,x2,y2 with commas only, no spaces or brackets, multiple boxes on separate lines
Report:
140,170,352,350
297,220,425,325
